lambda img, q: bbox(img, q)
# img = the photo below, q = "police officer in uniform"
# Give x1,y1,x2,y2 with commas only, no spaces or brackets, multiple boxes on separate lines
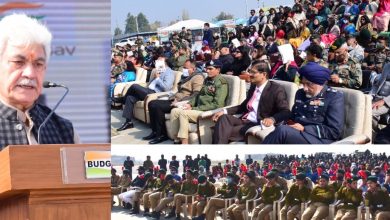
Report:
263,62,345,144
143,169,166,216
150,174,181,219
171,170,198,219
195,172,239,220
334,176,363,220
302,174,335,220
226,172,257,220
328,38,363,90
191,175,216,218
365,176,390,220
280,173,311,220
170,59,228,144
252,172,283,220
331,169,346,192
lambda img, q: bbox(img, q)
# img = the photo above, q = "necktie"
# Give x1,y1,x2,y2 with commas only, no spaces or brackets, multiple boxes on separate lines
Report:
242,88,259,120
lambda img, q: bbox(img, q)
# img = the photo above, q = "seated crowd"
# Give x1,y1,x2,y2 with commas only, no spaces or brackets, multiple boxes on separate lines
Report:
111,151,390,219
111,0,390,144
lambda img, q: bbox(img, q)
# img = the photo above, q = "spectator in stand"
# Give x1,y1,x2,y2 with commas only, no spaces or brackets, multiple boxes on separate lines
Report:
202,23,214,50
123,156,134,177
225,46,251,76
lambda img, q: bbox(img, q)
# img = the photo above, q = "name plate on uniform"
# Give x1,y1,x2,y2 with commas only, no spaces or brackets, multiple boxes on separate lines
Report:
84,151,111,179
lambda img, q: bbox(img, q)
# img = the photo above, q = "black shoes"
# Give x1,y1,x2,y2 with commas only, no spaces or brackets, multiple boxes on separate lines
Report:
164,211,175,218
117,121,134,131
175,213,181,219
151,211,161,219
142,132,157,140
149,135,170,144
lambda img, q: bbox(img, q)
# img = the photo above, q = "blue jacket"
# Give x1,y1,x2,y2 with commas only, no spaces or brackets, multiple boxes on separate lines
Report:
203,29,214,48
154,67,175,93
291,86,345,143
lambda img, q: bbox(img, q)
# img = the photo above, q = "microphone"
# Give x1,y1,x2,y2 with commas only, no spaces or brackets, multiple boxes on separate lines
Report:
37,81,69,144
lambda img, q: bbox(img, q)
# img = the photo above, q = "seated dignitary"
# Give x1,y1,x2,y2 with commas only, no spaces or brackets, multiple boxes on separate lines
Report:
252,171,283,220
226,172,257,220
280,173,311,220
365,176,390,220
334,176,363,220
263,62,345,144
150,174,181,219
0,14,80,149
171,170,198,219
191,175,217,219
117,55,175,131
144,59,204,144
195,172,239,220
302,174,335,220
170,59,228,144
211,60,290,144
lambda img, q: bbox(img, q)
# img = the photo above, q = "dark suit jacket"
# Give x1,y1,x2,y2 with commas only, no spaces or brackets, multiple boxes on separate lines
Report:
226,81,290,124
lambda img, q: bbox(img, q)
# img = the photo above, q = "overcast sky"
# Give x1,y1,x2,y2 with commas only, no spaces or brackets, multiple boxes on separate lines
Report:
111,0,293,34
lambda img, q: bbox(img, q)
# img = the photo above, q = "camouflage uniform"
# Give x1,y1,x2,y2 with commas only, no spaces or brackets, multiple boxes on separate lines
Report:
328,58,363,89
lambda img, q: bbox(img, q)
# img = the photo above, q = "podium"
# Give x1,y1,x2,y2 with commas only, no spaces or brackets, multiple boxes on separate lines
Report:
0,144,110,220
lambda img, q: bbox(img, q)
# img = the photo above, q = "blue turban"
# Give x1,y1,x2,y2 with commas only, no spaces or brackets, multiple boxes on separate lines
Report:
298,62,330,85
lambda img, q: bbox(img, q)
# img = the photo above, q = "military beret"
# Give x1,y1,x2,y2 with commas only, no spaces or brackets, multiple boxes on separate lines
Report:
330,38,346,52
298,62,331,85
270,168,279,173
337,169,345,174
186,169,194,175
347,176,360,183
165,174,174,181
206,59,223,68
367,176,378,183
296,173,306,181
266,171,277,179
144,172,153,179
114,51,123,57
319,174,329,181
159,169,166,174
198,175,207,183
137,166,145,171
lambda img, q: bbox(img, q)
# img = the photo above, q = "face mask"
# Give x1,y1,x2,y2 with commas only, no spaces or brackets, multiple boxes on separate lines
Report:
182,68,189,77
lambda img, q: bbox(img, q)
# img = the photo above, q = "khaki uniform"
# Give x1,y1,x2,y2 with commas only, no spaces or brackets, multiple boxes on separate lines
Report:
111,174,120,187
111,175,131,195
255,176,288,194
174,179,198,214
334,186,363,220
170,75,228,139
174,74,204,101
331,181,343,193
227,182,257,220
253,184,282,220
365,188,390,220
280,183,311,220
203,183,238,219
302,185,335,220
154,181,181,212
192,182,216,216
328,58,363,89
144,178,166,210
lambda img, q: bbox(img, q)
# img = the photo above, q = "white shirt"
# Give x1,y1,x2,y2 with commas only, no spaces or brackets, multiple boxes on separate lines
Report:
246,81,268,123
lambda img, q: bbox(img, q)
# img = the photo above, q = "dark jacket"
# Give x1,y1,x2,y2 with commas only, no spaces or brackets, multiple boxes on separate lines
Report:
218,54,234,74
226,81,290,124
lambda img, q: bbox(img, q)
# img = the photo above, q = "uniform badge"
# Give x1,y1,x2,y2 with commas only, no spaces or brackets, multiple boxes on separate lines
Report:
208,85,216,93
309,100,324,106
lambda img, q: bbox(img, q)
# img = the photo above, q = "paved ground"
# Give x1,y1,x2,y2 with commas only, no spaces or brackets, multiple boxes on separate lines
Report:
111,109,173,145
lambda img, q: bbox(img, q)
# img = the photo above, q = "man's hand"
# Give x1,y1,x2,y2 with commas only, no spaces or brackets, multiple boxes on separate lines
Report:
262,118,275,127
182,103,192,110
170,99,178,107
330,74,340,83
289,123,304,131
212,111,224,122
372,99,385,109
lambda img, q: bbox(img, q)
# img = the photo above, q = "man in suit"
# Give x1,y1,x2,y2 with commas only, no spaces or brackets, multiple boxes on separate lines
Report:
212,60,290,144
117,55,175,131
263,62,345,144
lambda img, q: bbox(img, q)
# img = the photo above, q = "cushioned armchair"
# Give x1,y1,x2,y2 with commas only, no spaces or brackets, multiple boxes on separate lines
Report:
246,80,299,144
164,75,246,144
113,67,148,99
132,70,182,123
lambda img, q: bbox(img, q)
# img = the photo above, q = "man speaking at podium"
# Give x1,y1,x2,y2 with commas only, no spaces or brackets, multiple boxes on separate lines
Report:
0,14,79,149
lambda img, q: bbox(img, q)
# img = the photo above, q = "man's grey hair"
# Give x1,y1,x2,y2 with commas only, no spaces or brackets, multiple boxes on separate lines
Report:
0,14,52,63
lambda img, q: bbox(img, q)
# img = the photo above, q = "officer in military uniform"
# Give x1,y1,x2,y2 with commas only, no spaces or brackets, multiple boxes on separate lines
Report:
263,62,345,144
143,169,167,216
191,175,216,218
170,59,229,144
150,174,181,219
171,170,198,219
328,38,363,90
280,173,312,220
334,176,363,220
226,172,257,220
195,172,239,220
302,174,335,220
365,176,390,220
331,169,346,192
111,51,126,79
252,172,283,220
